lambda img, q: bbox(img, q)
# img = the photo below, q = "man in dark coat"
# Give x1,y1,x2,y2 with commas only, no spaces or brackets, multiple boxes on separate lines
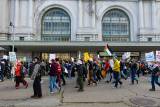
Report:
31,57,42,98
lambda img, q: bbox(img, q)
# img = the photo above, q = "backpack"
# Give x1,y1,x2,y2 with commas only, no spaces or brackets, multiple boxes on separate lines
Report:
57,63,62,74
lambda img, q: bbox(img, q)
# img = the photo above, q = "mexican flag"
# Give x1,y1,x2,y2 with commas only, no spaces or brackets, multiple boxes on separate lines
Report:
104,44,112,56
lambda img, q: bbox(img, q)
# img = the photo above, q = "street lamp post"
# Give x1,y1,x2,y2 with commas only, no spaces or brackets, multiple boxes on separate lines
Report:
10,22,15,52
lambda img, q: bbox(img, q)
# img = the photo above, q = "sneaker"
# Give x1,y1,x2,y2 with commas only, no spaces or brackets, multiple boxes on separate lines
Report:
50,91,55,94
149,89,155,91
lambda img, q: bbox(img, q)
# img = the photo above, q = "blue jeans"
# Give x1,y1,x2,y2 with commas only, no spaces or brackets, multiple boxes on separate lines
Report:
151,74,160,90
49,76,59,92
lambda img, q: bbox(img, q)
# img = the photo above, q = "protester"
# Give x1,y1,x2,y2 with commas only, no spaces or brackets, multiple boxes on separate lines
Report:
60,60,66,86
148,61,160,91
15,60,28,89
30,57,42,98
113,57,122,88
55,58,62,88
76,59,84,92
104,59,111,83
48,59,60,94
130,60,138,84
0,60,5,82
88,58,97,86
29,60,35,77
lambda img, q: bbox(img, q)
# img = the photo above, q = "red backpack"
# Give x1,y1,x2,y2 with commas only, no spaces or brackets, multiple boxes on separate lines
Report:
57,63,62,74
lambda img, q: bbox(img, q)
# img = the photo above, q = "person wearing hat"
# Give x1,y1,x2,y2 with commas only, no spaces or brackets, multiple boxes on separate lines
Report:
76,59,84,91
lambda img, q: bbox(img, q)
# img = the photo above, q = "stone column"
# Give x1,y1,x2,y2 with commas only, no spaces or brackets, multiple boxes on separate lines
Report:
28,0,33,28
152,0,156,30
15,0,19,27
79,0,83,27
139,0,144,28
92,0,96,28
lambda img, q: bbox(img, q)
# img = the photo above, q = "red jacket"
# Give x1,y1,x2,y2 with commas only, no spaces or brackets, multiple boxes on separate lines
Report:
15,63,22,76
105,61,110,71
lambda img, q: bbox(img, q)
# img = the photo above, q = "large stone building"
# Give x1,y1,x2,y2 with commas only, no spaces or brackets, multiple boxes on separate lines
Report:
0,0,160,61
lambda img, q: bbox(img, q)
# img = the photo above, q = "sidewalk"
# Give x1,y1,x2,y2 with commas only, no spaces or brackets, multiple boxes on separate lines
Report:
0,77,60,107
0,76,159,107
61,77,160,107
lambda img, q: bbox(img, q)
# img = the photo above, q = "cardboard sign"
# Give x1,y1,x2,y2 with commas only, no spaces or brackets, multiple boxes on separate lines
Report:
156,51,160,62
145,51,155,62
49,54,56,63
9,52,16,62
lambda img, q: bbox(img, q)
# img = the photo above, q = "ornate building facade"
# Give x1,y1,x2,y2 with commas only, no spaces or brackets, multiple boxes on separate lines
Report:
0,0,160,61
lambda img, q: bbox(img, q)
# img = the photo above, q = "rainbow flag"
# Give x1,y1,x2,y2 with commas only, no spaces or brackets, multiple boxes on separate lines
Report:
104,44,112,56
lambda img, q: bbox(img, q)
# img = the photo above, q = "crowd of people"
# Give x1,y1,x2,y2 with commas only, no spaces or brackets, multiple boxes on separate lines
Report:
0,56,160,99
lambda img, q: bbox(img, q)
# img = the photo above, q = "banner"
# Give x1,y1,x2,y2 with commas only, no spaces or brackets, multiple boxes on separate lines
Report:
9,52,16,62
145,51,155,62
156,51,160,62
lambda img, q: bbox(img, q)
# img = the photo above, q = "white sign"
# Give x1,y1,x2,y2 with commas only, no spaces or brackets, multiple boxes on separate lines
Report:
122,52,131,60
49,54,56,63
156,51,160,62
9,52,16,62
145,51,155,62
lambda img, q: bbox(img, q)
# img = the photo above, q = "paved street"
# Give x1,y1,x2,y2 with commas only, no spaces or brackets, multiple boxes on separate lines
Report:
0,76,160,107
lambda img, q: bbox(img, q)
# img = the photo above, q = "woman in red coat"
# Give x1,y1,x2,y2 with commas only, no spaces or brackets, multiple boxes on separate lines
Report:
15,61,28,89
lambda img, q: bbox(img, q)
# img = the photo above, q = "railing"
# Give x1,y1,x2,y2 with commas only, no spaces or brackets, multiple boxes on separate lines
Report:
137,34,160,41
103,36,129,42
41,36,70,42
76,34,98,41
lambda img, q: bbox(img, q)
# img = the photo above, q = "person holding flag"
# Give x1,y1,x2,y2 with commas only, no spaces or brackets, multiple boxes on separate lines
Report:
104,44,112,56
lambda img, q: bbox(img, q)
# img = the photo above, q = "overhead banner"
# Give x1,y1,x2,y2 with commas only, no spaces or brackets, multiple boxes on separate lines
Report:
145,51,155,62
156,51,160,62
9,52,16,62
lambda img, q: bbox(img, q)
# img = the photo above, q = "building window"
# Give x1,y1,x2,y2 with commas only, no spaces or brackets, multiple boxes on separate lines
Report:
19,37,24,41
102,9,130,41
41,8,71,41
148,38,152,42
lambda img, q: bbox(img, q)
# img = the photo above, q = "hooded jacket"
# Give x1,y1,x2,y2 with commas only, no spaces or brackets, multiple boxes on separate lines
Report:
113,59,120,72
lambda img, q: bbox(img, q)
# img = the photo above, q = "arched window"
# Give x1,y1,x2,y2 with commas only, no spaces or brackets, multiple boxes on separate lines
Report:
102,9,130,41
41,8,71,41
